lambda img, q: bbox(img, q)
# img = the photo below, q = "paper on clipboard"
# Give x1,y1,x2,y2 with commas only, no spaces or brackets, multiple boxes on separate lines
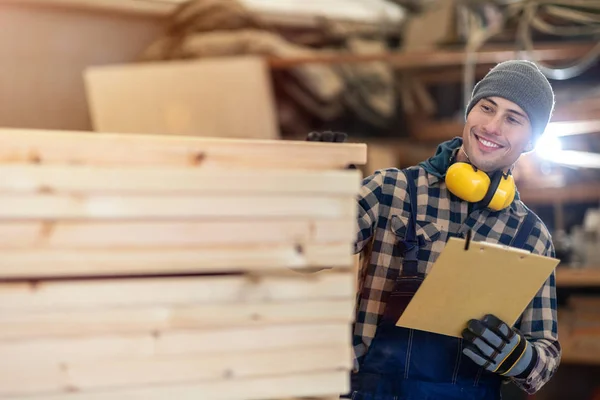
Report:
396,237,560,337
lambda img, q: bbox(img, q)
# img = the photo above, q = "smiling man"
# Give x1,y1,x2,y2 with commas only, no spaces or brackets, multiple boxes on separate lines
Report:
310,60,560,400
461,96,534,170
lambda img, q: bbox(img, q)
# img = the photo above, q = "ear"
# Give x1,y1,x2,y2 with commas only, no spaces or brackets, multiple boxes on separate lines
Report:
523,140,535,153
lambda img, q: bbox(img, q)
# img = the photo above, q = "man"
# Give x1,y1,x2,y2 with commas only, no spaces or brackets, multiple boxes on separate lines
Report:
308,60,560,400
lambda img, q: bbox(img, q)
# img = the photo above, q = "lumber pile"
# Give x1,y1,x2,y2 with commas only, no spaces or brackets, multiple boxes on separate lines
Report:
560,295,600,365
0,128,366,400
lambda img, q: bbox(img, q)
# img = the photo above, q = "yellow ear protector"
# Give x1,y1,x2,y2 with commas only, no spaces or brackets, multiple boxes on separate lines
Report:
445,148,516,211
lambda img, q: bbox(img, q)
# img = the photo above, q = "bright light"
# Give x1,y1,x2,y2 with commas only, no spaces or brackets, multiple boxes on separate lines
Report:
535,131,562,161
533,122,600,169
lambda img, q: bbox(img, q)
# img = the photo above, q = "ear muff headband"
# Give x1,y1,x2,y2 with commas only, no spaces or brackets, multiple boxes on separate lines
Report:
445,162,516,211
480,170,504,209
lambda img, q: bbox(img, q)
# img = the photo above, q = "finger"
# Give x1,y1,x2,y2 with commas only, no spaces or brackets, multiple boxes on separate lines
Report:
462,329,480,344
482,314,514,343
334,132,348,142
472,337,497,359
463,327,497,357
469,321,506,352
466,319,505,352
321,131,335,142
306,132,321,142
463,345,494,368
461,328,478,344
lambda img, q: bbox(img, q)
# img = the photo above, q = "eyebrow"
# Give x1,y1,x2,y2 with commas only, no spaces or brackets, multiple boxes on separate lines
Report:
484,98,529,121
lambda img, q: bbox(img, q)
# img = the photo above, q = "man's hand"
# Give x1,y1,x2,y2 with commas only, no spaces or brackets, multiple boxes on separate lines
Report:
306,131,355,169
462,314,536,377
306,131,347,143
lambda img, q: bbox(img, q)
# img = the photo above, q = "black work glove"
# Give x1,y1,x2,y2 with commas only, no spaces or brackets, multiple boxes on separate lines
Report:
305,131,355,169
306,131,348,143
462,314,537,378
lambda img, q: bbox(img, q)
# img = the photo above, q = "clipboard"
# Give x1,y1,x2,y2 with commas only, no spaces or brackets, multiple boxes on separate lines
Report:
396,237,560,337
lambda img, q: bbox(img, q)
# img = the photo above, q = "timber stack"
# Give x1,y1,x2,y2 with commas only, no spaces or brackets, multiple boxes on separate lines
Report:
0,128,366,400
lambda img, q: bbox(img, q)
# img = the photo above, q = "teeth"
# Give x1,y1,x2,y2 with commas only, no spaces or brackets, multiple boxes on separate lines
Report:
478,136,500,148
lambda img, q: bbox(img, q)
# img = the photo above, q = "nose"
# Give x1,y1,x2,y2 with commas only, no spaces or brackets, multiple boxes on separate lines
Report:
481,114,502,136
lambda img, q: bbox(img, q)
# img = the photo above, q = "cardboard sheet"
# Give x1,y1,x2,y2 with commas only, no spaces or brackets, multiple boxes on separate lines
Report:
396,237,560,337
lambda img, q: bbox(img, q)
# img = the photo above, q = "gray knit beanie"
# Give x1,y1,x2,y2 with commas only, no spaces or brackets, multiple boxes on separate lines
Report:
465,60,555,138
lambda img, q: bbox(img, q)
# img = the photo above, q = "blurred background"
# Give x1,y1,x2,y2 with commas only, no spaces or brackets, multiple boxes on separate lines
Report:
1,0,599,398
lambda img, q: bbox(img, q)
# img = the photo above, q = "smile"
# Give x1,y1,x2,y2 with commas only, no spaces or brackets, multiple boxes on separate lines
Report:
474,134,504,151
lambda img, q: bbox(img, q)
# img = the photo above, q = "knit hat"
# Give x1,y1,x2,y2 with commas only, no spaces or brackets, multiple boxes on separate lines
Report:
465,60,555,138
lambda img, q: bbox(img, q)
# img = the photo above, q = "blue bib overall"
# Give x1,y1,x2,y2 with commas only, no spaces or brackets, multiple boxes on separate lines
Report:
346,168,536,400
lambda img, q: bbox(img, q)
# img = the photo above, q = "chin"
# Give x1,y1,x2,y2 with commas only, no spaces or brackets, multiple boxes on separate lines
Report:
465,148,500,172
466,136,511,172
471,159,497,173
471,153,513,173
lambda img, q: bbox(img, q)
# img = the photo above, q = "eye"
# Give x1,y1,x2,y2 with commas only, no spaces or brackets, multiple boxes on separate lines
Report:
507,116,522,125
480,104,492,113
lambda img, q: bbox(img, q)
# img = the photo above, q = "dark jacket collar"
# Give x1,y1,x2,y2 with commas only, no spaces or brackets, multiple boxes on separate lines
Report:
418,137,463,183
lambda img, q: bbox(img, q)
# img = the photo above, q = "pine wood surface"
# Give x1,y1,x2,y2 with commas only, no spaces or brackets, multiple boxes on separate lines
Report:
8,371,348,400
0,128,363,399
0,128,366,169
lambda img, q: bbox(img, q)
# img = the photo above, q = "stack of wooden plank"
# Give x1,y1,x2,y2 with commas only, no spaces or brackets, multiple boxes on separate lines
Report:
560,295,600,365
0,128,366,400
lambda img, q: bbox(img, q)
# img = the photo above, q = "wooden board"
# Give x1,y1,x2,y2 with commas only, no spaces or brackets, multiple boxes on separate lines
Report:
557,268,600,288
85,57,280,140
0,299,353,340
2,346,350,396
0,220,354,249
0,243,352,278
0,128,367,169
268,41,597,69
12,370,348,400
0,194,355,220
0,165,361,195
0,323,350,363
0,272,354,311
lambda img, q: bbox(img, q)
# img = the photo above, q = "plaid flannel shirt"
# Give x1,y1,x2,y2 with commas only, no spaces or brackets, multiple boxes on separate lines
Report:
353,165,560,395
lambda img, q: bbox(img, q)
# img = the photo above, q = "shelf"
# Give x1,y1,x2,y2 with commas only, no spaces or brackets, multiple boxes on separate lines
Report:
519,183,600,205
2,0,175,16
556,268,600,288
268,42,597,70
561,346,600,366
6,0,407,27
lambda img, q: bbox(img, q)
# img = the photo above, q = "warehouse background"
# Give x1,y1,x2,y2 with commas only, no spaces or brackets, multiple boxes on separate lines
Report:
1,1,599,399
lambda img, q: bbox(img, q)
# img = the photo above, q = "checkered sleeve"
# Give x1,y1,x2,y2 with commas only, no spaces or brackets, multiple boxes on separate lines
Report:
354,170,386,254
351,168,407,370
510,222,561,394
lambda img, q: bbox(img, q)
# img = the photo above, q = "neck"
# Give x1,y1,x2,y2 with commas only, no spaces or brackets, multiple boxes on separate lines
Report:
456,147,469,164
456,146,512,175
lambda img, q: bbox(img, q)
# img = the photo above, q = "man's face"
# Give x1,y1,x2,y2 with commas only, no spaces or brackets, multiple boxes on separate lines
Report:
462,96,534,173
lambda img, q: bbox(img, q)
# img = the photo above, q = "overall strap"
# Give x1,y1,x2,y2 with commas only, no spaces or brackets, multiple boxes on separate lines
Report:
510,211,536,249
401,168,420,276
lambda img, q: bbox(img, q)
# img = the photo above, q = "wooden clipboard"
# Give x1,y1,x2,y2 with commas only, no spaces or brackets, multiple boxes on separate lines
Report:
396,237,560,337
